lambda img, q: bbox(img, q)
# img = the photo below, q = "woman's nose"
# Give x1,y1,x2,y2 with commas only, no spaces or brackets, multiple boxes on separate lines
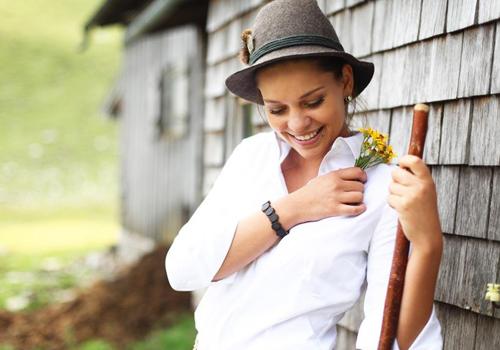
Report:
288,110,311,132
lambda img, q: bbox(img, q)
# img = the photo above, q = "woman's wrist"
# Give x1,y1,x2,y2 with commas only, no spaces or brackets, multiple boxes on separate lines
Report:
271,193,305,231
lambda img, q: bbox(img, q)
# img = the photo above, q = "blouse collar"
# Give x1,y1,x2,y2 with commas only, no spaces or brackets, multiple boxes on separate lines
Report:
272,129,364,165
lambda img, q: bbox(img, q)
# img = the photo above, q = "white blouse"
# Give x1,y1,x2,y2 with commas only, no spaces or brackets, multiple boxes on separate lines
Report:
165,130,443,350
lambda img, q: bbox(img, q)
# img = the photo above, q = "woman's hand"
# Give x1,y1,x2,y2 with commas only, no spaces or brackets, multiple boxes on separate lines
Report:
388,155,443,252
292,166,368,222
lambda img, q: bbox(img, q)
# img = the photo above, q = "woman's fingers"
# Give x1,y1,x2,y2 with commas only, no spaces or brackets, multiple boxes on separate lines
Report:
341,179,365,192
338,203,366,216
391,166,416,186
388,180,406,196
339,191,364,204
396,155,430,178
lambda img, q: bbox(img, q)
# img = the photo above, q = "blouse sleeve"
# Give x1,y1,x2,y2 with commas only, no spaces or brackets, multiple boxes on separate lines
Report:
355,201,444,350
165,139,248,292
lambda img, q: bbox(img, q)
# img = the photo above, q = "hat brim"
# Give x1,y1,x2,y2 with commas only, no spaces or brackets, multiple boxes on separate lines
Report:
225,45,374,105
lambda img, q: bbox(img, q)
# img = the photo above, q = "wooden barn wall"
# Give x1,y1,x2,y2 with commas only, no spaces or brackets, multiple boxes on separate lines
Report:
202,0,500,348
120,25,204,242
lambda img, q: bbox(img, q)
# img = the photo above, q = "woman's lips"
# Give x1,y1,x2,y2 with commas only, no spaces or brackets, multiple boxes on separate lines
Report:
289,126,324,146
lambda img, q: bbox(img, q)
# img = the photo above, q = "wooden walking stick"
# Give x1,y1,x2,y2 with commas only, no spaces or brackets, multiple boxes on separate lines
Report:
377,104,429,350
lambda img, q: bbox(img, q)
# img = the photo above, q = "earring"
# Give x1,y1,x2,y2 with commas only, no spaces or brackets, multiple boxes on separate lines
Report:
344,95,352,103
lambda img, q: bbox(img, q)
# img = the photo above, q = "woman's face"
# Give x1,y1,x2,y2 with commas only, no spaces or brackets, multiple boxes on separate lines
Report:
256,59,353,164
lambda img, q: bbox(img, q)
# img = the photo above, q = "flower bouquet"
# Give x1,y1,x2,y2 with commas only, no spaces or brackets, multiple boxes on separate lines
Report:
354,127,396,169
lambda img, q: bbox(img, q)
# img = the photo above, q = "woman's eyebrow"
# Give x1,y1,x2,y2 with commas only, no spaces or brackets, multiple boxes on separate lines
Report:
263,86,325,103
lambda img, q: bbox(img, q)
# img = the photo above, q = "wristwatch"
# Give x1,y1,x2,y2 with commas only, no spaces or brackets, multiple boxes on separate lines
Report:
261,200,289,238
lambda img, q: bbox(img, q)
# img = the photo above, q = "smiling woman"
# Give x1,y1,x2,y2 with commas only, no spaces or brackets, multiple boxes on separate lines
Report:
165,1,444,349
255,57,354,174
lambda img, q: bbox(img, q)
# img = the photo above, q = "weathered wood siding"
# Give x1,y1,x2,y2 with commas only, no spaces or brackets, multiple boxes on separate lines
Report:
119,25,205,243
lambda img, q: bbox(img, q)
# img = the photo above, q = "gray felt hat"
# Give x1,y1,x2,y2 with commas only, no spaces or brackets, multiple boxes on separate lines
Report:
224,0,375,105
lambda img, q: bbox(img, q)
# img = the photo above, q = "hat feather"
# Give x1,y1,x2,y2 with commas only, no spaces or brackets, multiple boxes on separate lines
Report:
239,28,253,65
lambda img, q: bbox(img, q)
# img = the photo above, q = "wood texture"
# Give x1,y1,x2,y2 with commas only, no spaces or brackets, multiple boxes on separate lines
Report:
435,234,467,305
359,53,382,110
462,239,500,316
440,302,477,350
422,103,442,165
329,8,352,53
488,167,500,241
350,1,373,57
204,132,225,166
325,0,345,15
338,288,365,332
446,0,478,33
419,0,447,40
492,22,500,94
371,0,394,52
334,326,358,350
458,24,495,98
389,106,413,162
425,33,463,102
431,166,460,234
475,314,500,349
470,96,500,166
477,0,500,24
439,99,472,165
455,167,493,238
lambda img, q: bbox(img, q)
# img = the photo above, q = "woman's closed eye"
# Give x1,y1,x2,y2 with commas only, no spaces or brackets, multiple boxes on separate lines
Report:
268,97,325,115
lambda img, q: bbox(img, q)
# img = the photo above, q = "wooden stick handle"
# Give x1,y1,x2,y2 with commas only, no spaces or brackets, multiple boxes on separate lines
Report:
377,103,429,350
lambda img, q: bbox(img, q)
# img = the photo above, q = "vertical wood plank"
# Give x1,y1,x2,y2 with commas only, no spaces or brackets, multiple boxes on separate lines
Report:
334,326,358,350
371,0,394,52
435,234,467,305
458,24,495,98
475,315,500,349
359,53,382,110
425,33,463,102
350,1,374,57
492,22,500,94
378,48,407,108
439,99,472,165
462,239,500,315
431,166,460,234
446,0,478,33
422,103,442,165
338,288,365,332
455,167,492,238
389,106,413,163
325,0,346,15
329,9,352,53
391,0,421,48
419,0,447,40
488,167,500,241
478,0,500,24
470,96,500,166
441,303,477,350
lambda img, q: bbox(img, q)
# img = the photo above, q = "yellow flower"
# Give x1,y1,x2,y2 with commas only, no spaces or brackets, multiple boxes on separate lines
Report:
355,127,397,170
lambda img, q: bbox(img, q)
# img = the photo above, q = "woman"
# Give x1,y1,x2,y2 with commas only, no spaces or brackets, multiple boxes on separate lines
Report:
165,0,443,349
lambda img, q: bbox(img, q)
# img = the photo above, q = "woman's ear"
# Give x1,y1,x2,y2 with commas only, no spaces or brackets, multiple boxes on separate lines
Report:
341,64,354,97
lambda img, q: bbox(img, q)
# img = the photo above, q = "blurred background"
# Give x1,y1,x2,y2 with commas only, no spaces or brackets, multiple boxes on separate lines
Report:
0,1,194,349
2,0,500,349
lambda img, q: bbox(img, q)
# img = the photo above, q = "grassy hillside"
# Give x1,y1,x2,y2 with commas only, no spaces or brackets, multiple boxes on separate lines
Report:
0,0,122,213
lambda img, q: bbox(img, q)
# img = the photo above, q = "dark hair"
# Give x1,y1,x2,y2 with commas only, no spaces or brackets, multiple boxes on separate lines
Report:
255,56,365,130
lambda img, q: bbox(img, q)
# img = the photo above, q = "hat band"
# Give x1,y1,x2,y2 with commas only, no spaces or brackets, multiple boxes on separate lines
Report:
249,34,344,65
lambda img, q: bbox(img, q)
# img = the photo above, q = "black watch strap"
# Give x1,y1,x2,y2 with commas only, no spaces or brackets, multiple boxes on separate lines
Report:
261,200,289,238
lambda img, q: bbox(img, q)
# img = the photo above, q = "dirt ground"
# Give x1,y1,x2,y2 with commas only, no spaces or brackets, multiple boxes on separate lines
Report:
0,245,192,350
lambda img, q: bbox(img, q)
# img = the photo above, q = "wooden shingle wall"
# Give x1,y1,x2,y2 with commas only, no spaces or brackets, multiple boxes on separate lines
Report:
120,26,204,242
203,0,500,348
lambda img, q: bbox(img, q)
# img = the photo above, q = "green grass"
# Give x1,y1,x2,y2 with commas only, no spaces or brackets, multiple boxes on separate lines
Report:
0,0,122,210
75,313,197,350
0,0,123,312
